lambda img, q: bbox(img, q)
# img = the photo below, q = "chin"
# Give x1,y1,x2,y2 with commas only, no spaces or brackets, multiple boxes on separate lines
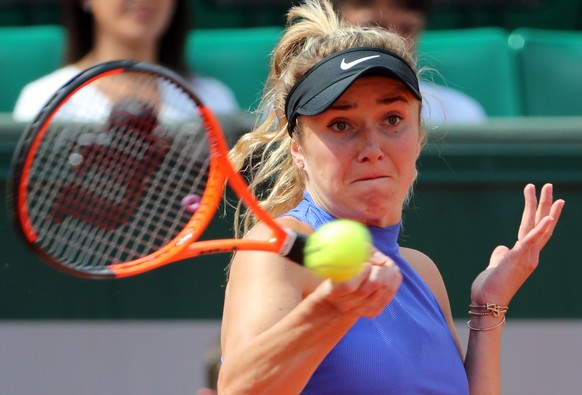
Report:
350,193,399,219
354,184,396,202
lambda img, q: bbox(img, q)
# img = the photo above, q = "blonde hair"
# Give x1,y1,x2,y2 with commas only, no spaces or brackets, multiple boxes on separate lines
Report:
228,0,423,236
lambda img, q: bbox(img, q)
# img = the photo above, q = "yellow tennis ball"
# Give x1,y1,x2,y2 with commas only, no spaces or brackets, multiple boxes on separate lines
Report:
304,219,372,282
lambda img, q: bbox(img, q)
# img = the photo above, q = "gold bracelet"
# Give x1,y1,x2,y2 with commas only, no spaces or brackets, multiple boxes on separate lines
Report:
469,303,508,317
468,310,494,316
466,315,506,331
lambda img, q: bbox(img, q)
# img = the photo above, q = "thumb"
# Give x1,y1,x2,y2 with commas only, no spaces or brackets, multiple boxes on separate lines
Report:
488,245,509,269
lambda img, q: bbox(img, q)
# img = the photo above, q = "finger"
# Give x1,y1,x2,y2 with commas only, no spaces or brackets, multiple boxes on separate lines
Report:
332,263,400,308
332,265,371,293
346,262,400,298
518,183,537,240
535,183,555,224
518,215,556,251
522,199,565,250
350,265,402,317
545,199,566,238
368,249,396,267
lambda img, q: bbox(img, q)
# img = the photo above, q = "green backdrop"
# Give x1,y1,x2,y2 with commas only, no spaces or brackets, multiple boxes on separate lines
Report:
1,116,581,320
1,0,581,31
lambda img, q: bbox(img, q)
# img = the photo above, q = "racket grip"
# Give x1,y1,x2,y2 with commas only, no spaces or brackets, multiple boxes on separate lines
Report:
282,231,307,266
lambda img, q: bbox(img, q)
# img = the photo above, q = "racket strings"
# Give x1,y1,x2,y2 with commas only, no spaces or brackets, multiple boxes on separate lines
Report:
24,71,212,270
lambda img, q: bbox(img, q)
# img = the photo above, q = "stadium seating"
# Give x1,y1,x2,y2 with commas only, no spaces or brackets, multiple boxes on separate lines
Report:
187,26,524,117
0,25,64,112
418,27,521,117
508,28,582,116
2,25,582,117
186,26,282,112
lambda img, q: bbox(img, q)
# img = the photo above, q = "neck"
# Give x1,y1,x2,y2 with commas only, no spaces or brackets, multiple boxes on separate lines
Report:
77,35,159,69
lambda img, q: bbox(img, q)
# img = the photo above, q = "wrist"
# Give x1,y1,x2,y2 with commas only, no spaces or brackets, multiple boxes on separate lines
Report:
466,303,508,331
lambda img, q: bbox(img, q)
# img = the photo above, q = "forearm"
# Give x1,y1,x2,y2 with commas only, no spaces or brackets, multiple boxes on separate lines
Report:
218,291,358,395
465,184,564,394
464,314,504,395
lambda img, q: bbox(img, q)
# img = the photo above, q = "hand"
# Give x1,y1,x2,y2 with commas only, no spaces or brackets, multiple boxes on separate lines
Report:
471,183,565,306
314,249,403,318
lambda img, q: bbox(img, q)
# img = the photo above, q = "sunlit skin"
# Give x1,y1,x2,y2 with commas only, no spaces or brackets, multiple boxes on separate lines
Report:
220,75,565,395
291,76,422,227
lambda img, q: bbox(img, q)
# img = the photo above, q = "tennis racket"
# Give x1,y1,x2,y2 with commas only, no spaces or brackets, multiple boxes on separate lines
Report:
8,60,307,279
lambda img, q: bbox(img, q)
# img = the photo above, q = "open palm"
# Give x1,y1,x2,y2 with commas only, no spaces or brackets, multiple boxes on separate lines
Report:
471,184,565,306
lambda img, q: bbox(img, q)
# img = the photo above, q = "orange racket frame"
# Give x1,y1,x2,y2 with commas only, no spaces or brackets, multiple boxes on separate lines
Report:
11,61,304,278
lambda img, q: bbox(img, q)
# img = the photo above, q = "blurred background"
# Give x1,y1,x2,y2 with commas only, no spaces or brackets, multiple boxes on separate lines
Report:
1,0,581,30
1,0,581,394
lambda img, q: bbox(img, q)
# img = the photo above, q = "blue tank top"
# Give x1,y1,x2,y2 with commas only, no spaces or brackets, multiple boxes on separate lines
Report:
285,193,469,395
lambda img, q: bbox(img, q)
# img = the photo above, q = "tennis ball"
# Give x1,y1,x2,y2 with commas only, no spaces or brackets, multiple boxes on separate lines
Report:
304,219,372,282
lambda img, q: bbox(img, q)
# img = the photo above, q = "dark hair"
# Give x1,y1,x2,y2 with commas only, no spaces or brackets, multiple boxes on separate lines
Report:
204,335,221,390
331,0,431,14
61,0,190,75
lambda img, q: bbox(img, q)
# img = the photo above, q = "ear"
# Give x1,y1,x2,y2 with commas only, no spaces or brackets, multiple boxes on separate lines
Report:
290,138,305,167
414,128,425,160
415,139,422,160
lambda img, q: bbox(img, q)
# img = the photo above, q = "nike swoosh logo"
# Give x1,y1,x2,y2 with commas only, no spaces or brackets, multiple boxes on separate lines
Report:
340,55,381,70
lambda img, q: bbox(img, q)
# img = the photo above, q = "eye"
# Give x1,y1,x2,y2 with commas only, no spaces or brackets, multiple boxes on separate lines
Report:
329,120,353,132
384,114,402,126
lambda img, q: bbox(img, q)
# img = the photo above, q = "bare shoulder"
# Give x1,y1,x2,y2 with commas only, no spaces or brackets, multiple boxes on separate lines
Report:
227,216,315,288
227,216,315,287
400,247,443,281
399,247,449,306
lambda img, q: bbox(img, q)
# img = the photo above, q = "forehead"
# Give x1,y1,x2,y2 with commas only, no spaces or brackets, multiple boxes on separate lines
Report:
342,1,425,28
337,75,418,101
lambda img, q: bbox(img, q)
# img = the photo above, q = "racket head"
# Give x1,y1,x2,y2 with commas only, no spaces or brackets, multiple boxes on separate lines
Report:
8,60,227,278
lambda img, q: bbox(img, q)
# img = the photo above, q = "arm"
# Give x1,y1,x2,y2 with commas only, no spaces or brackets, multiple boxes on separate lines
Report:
218,218,402,395
465,183,565,394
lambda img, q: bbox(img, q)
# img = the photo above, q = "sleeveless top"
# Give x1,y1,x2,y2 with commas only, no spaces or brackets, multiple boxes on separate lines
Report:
285,193,469,395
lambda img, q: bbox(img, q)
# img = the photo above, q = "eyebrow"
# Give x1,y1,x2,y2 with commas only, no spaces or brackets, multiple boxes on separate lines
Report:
329,94,410,111
379,95,410,105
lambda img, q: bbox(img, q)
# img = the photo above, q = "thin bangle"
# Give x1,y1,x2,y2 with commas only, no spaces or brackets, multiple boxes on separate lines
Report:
468,310,505,316
469,303,508,317
466,315,506,331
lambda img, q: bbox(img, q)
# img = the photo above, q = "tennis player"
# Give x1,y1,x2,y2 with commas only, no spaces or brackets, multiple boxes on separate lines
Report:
218,0,565,393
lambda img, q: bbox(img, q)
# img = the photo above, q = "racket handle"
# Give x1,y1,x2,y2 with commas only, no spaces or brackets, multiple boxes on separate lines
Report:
281,230,307,266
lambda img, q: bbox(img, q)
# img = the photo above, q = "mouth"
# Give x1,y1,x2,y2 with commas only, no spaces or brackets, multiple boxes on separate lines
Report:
352,175,390,183
129,4,156,19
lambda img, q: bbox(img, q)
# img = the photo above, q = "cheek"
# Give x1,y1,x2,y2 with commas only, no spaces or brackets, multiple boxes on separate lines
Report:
156,3,175,30
305,146,348,181
392,138,421,175
309,153,341,178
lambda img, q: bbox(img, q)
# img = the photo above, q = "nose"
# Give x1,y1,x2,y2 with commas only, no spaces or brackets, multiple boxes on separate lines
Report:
357,126,384,163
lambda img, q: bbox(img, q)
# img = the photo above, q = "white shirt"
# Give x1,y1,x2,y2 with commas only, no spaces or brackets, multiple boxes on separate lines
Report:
12,65,240,122
420,81,487,125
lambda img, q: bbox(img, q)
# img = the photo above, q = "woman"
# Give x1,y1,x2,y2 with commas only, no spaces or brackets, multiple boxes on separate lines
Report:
13,0,238,121
219,0,564,394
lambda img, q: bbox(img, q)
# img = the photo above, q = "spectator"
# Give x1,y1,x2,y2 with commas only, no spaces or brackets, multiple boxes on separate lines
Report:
196,334,220,395
13,0,239,121
332,0,487,124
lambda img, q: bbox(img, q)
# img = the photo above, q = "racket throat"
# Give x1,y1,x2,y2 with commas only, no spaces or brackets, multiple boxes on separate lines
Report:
280,229,307,266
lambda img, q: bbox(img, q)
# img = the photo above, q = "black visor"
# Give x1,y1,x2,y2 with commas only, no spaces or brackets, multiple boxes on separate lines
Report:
284,47,421,135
